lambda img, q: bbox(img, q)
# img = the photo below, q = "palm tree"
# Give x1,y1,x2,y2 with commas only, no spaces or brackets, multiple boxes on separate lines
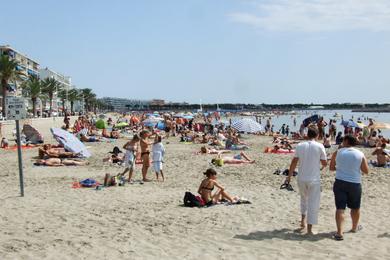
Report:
81,88,96,112
0,54,23,117
41,77,62,116
21,75,42,117
68,88,80,113
57,88,67,113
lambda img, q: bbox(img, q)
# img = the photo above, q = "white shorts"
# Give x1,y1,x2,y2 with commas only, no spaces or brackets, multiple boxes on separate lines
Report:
124,152,135,169
153,161,163,172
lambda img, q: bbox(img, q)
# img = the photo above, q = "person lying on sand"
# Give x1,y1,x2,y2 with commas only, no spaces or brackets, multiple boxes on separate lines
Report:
371,143,390,167
80,133,102,142
102,128,120,139
34,158,89,166
38,144,79,159
198,146,231,155
264,145,294,154
211,152,255,165
198,168,237,206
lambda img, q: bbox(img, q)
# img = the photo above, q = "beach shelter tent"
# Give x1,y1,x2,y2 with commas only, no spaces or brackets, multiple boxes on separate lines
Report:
95,119,107,129
369,122,390,129
115,122,129,128
232,118,263,133
51,128,91,158
22,124,44,144
302,114,319,127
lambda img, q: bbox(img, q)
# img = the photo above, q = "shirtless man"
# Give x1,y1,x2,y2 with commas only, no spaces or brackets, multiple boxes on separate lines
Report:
34,158,89,166
140,130,152,182
38,144,79,159
371,143,390,167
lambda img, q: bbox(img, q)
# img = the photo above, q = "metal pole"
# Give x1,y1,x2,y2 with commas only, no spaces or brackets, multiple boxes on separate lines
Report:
15,120,24,197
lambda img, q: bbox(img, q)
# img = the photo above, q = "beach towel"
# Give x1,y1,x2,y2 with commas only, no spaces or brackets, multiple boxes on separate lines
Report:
51,128,91,158
3,144,38,151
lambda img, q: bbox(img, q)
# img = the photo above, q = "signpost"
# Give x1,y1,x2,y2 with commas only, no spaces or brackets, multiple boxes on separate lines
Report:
5,96,27,197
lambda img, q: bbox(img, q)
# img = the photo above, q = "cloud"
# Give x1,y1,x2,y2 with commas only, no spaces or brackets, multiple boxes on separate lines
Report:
229,0,390,32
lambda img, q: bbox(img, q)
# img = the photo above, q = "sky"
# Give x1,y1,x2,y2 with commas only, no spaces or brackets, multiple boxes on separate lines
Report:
1,0,390,104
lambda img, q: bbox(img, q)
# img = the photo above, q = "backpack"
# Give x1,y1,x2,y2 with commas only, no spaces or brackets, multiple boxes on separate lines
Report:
183,192,202,207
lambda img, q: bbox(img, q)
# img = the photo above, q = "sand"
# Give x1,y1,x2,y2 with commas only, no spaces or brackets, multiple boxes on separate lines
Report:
0,118,390,259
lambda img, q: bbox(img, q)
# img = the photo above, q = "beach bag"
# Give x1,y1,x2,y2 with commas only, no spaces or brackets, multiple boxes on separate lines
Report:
183,192,201,207
80,178,97,187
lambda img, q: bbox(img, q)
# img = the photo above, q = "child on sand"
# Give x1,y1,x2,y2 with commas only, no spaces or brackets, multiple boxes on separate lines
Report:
120,134,140,183
152,135,165,181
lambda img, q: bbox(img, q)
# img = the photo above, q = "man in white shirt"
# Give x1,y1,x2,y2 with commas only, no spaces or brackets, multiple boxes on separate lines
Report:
286,127,327,235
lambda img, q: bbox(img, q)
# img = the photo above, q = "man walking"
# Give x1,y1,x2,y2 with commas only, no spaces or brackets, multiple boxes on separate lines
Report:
286,127,327,235
329,135,369,241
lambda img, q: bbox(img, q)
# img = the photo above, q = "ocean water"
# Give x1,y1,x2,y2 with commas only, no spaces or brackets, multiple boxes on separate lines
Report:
230,110,390,138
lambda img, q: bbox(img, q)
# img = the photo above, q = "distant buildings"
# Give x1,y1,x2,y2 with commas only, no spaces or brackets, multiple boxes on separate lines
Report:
0,44,84,114
100,97,152,111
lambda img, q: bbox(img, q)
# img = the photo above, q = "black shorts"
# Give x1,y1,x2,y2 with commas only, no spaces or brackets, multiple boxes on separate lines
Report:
333,179,362,209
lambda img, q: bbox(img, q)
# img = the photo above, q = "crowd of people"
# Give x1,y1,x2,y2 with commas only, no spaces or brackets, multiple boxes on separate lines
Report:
1,111,388,242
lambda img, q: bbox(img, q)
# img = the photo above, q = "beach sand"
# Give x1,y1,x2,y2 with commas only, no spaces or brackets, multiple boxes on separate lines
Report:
0,118,389,259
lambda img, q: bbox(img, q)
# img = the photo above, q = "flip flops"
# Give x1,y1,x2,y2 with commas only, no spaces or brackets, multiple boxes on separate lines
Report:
332,233,344,241
280,182,294,191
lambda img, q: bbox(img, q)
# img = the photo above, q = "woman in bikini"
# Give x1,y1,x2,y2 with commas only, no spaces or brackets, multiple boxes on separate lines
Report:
198,168,236,206
211,152,255,165
140,130,152,182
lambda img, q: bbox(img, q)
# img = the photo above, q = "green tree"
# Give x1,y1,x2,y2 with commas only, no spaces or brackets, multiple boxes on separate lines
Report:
21,75,42,117
0,54,23,117
68,88,80,113
41,77,62,116
57,88,67,113
81,88,96,112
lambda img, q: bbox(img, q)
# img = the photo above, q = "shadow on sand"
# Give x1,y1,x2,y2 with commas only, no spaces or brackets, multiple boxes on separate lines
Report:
377,232,390,238
234,228,333,242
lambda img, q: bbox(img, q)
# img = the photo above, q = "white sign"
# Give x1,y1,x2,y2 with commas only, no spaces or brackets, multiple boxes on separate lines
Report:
5,97,27,120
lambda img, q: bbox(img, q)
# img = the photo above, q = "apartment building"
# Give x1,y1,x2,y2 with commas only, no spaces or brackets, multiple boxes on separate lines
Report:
39,67,72,111
0,45,40,110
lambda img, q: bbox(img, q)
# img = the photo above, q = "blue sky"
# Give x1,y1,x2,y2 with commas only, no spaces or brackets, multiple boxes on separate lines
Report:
1,0,390,104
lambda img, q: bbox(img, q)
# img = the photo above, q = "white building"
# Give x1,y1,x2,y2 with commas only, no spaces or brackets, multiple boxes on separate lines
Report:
39,67,72,112
0,45,40,110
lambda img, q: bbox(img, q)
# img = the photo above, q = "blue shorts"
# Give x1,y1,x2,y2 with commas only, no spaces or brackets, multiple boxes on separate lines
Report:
333,179,362,209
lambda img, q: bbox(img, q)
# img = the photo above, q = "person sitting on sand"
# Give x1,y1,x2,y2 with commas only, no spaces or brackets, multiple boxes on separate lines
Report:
211,152,255,165
1,137,9,148
371,143,390,167
198,168,237,206
103,146,124,164
34,158,89,166
38,144,79,159
198,146,231,155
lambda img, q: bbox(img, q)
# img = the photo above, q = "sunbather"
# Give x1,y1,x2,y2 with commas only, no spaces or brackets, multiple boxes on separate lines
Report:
198,168,237,206
34,158,89,166
198,146,230,155
211,152,255,165
371,143,390,167
38,144,79,159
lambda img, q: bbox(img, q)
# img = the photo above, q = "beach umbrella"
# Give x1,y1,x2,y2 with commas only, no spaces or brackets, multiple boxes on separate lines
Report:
156,121,166,130
302,114,319,127
95,119,107,129
51,128,91,158
143,117,163,126
231,118,263,133
369,122,390,129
